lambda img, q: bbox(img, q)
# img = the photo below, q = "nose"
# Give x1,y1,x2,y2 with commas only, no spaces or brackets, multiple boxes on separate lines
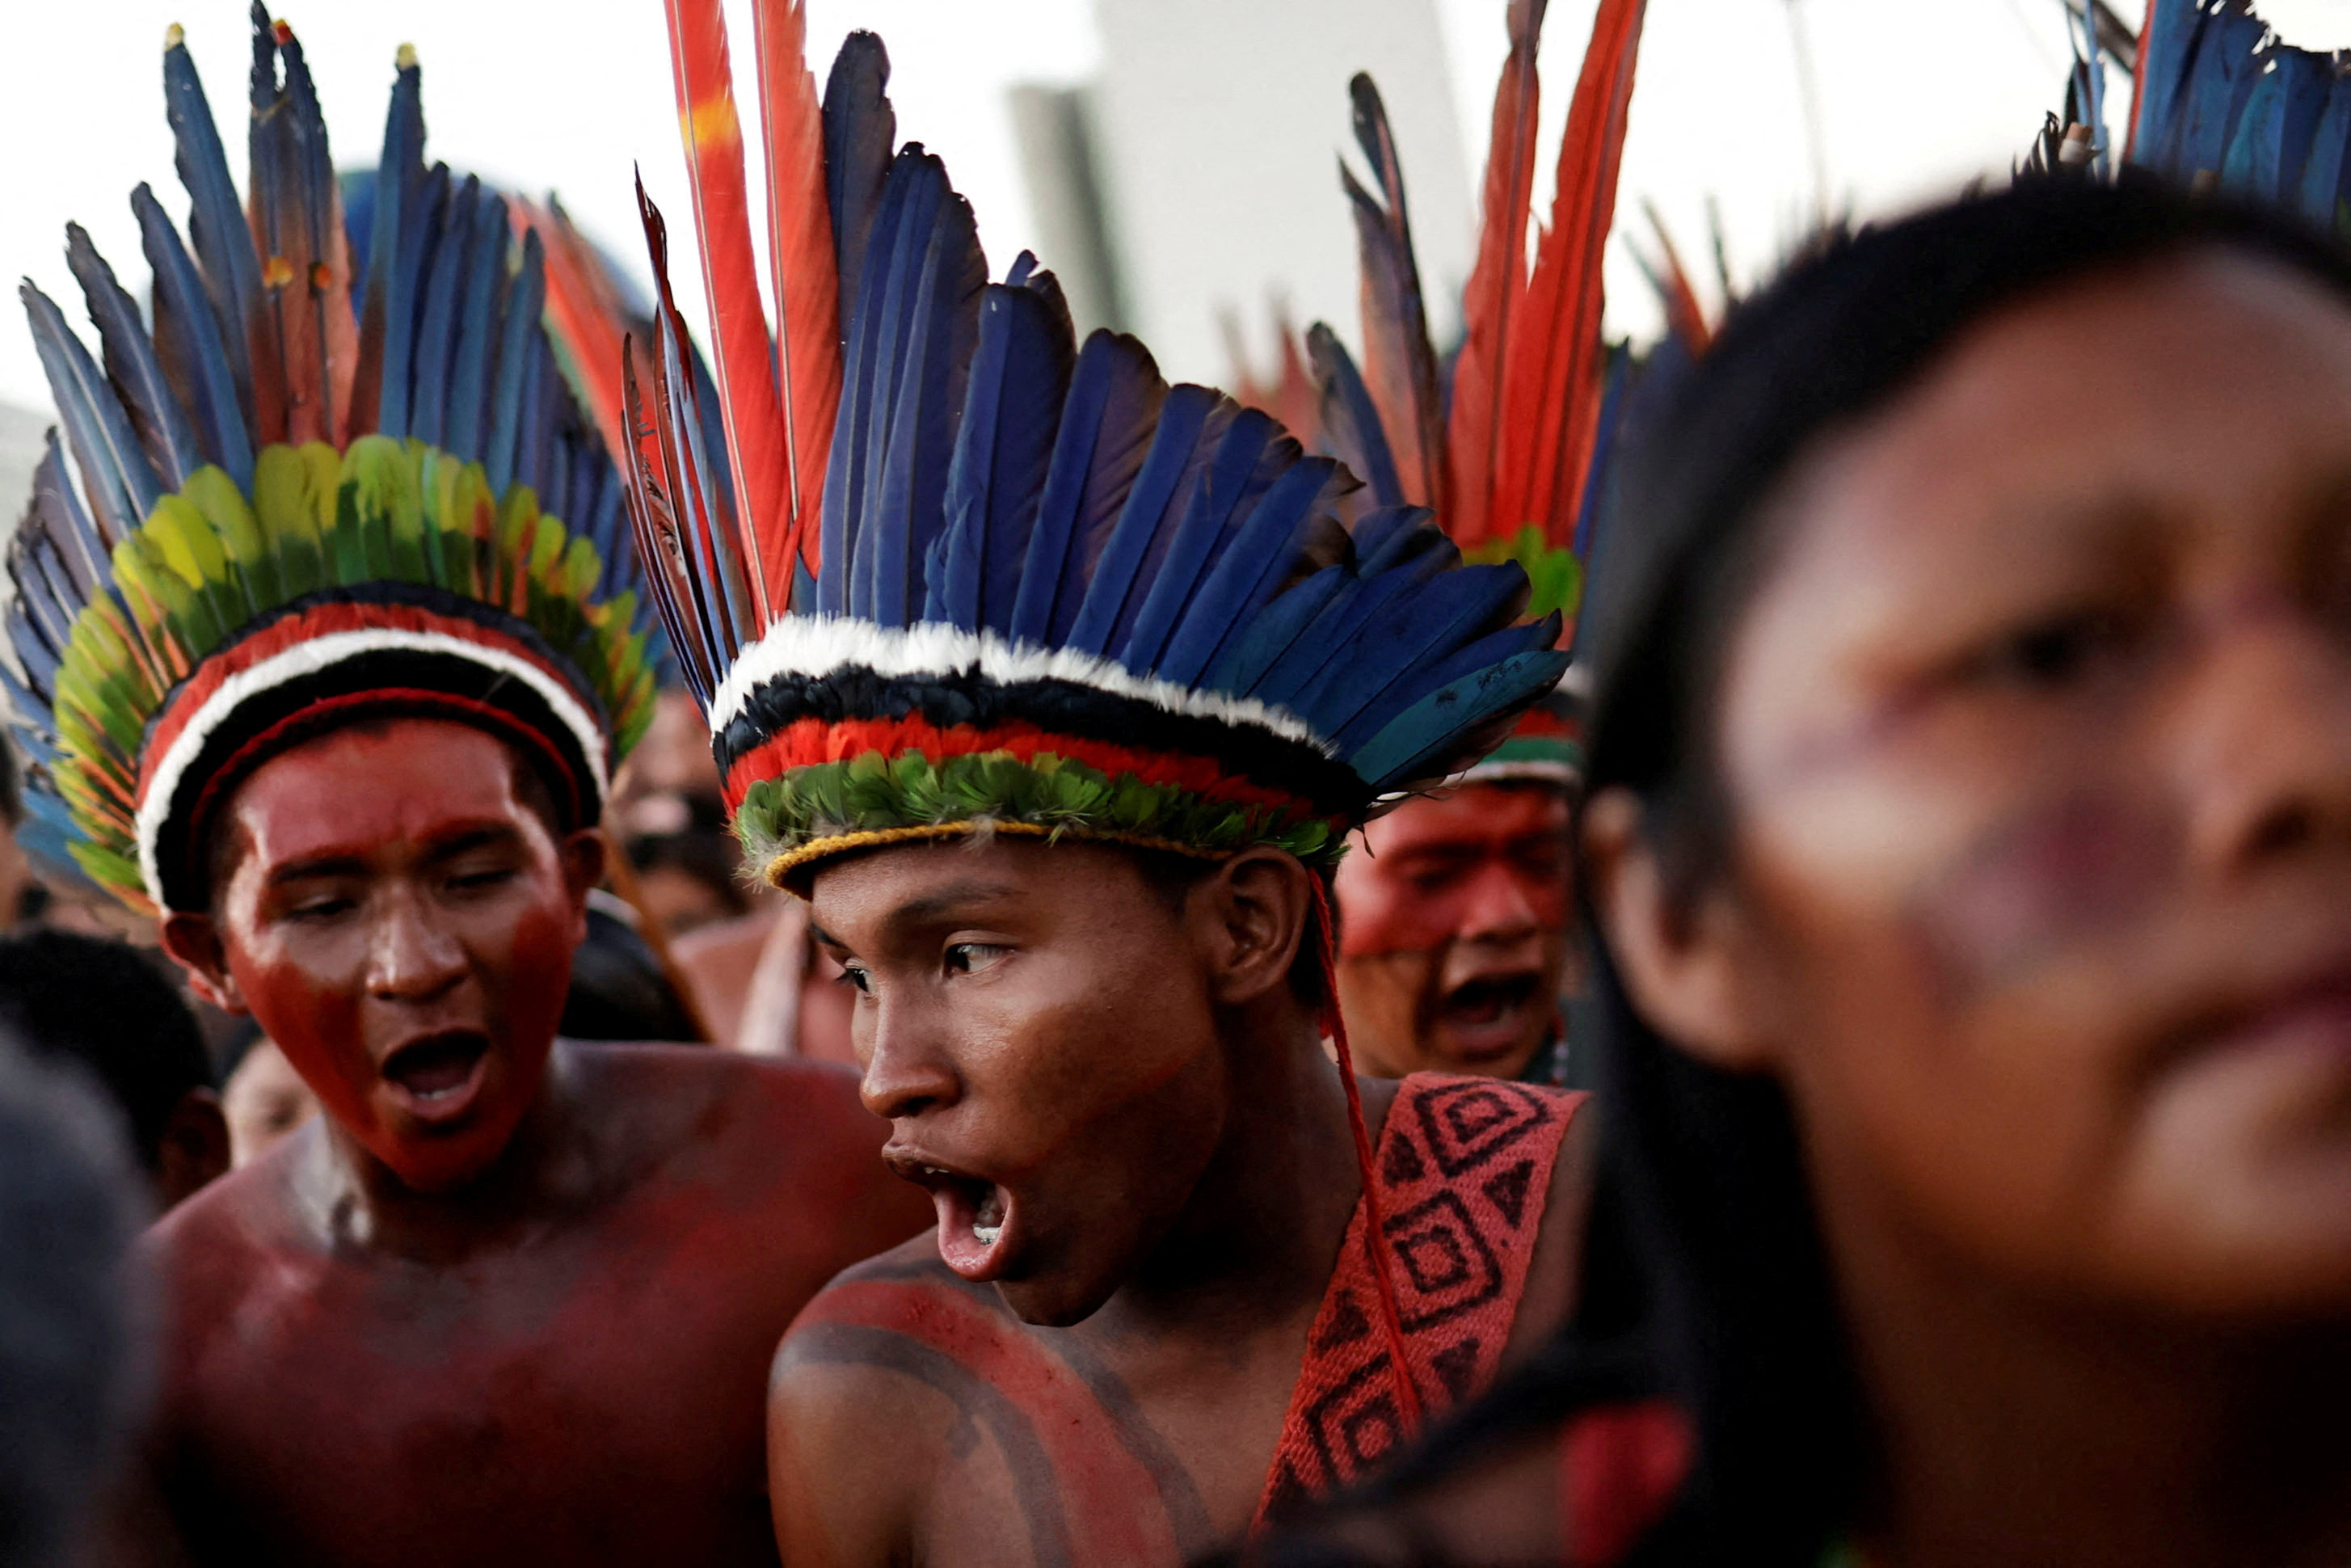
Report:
364,886,467,1002
1456,859,1545,946
857,993,962,1122
2171,602,2351,876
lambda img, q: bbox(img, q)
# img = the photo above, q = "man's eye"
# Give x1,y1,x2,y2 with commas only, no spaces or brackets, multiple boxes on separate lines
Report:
944,942,1007,976
1972,609,2136,692
449,866,517,893
286,896,354,922
836,963,872,995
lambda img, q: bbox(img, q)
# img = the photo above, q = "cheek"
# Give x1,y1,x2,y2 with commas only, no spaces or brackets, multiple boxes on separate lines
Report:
223,937,378,1131
495,889,579,1031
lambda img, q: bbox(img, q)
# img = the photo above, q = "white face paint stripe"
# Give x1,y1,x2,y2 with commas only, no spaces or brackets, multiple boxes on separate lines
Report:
706,618,1333,755
136,628,609,905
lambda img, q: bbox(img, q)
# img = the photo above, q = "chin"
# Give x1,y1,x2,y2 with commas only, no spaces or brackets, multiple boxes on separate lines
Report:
993,1271,1121,1328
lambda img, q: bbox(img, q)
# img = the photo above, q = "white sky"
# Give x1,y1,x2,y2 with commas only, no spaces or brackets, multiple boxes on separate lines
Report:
3,1,2349,418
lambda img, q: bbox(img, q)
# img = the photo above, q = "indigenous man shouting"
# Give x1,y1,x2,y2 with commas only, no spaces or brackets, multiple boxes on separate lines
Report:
625,6,1607,1560
2,19,925,1565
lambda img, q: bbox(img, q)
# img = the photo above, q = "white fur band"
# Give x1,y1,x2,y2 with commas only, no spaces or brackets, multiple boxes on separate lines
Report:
136,627,610,905
706,618,1333,755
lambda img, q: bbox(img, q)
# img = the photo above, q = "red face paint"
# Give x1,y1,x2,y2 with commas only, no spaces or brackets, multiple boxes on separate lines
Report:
204,719,583,1192
1333,784,1575,1078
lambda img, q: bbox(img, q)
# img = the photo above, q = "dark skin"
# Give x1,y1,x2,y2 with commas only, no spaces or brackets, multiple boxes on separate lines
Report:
135,718,929,1568
768,838,1593,1566
1586,253,2351,1568
1334,783,1576,1080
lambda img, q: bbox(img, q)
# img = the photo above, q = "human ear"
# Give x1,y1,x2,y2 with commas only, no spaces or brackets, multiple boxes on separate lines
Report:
154,1086,231,1208
1199,847,1313,1008
160,911,246,1014
1581,788,1776,1073
564,828,610,939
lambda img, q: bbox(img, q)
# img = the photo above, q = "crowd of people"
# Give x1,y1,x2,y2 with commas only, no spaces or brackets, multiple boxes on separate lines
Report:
0,0,2343,1564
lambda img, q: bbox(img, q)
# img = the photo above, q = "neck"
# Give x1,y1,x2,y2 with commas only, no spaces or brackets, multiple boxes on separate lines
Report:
296,1039,603,1262
1089,1000,1372,1347
1823,1171,2351,1568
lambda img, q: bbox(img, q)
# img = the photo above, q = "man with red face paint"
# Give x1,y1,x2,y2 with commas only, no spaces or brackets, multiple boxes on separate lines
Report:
1333,693,1583,1086
2,21,927,1566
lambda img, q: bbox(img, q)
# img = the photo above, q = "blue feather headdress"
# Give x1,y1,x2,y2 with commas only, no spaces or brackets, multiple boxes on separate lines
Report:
637,11,1568,887
2,9,656,913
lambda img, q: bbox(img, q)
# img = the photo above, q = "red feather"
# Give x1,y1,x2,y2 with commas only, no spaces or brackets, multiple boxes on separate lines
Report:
752,0,842,581
1494,0,1645,548
1642,200,1711,354
665,0,790,622
1445,0,1547,547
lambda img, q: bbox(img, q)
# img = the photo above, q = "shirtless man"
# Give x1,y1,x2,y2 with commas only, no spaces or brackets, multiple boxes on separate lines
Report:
3,19,923,1564
623,10,1600,1558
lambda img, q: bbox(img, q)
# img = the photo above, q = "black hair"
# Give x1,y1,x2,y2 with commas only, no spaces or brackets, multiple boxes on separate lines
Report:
0,1031,149,1568
0,930,213,1174
560,904,705,1043
1244,178,2351,1567
626,828,753,921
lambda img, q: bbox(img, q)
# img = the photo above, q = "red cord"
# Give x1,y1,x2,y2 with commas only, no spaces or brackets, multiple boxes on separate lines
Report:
1309,875,1426,1435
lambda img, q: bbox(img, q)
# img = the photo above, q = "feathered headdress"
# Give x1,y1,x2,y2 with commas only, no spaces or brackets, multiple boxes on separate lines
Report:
1304,0,1649,788
630,0,1569,891
2126,0,2351,226
2,7,657,915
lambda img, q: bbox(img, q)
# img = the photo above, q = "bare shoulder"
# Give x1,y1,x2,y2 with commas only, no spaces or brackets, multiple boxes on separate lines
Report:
766,1237,975,1566
1503,1084,1599,1364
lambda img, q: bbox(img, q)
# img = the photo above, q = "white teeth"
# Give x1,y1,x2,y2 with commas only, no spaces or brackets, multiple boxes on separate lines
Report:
972,1223,1001,1246
923,1165,949,1178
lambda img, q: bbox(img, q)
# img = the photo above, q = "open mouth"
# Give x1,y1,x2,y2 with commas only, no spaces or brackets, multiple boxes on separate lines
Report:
893,1157,1016,1282
378,1031,491,1123
1435,972,1546,1060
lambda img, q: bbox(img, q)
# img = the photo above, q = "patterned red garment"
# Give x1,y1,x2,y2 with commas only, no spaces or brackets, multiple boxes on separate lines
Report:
1255,1074,1585,1525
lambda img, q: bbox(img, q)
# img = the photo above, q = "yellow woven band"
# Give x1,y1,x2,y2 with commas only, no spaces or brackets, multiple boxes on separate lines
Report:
760,817,1235,889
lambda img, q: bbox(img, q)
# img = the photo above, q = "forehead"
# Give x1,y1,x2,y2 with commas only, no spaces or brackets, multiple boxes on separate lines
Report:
224,719,533,869
807,837,1157,929
1361,784,1569,858
1778,253,2351,572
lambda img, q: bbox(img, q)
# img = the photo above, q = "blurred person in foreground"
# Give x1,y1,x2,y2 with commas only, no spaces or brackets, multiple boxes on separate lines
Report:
1245,169,2351,1566
2,18,925,1566
0,1031,149,1568
216,1027,318,1167
0,929,229,1209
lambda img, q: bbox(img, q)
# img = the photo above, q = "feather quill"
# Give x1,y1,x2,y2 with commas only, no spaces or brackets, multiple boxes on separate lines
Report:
1344,74,1445,511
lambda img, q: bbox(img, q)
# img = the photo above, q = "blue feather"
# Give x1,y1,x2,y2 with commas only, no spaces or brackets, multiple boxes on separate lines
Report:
408,175,479,450
1062,385,1220,655
19,283,162,540
2296,70,2351,228
1115,410,1287,672
485,228,546,495
2262,45,2330,200
25,432,107,598
63,223,204,493
1211,562,1354,698
133,184,254,490
378,162,450,440
364,49,425,432
1010,329,1166,646
1333,612,1558,754
163,27,261,429
929,267,1076,632
1350,649,1571,791
1157,456,1342,686
444,192,508,463
824,32,897,343
1287,559,1530,741
816,151,916,617
2170,5,2269,179
1250,524,1455,710
864,158,985,627
1307,322,1403,507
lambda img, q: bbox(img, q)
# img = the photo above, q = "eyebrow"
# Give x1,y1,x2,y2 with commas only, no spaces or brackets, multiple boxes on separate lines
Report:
261,822,522,885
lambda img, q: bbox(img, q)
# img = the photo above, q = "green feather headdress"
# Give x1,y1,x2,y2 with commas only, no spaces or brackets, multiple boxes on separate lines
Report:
3,13,655,913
